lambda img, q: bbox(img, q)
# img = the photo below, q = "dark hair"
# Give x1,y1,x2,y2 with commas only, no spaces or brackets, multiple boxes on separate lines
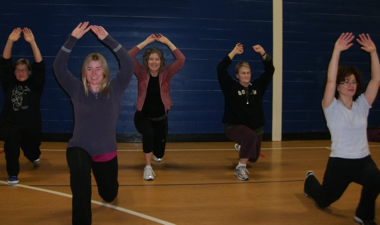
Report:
335,66,363,101
13,58,31,72
142,48,165,72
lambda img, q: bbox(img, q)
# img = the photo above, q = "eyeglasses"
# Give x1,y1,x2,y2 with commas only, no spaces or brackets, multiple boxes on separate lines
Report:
15,69,29,74
339,81,357,86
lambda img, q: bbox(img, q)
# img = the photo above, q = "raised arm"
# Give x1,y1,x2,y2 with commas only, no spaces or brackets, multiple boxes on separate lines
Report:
153,34,185,78
253,45,275,93
217,43,244,92
228,43,244,60
136,34,157,50
2,28,22,59
252,44,267,60
323,32,354,108
91,25,134,92
357,33,380,106
155,33,177,51
23,28,42,63
53,22,91,94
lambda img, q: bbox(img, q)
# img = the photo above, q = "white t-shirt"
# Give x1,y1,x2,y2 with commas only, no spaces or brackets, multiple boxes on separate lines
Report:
323,94,370,159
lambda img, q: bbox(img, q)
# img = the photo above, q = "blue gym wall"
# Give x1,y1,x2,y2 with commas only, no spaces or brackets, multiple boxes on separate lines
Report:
283,0,380,133
0,0,380,139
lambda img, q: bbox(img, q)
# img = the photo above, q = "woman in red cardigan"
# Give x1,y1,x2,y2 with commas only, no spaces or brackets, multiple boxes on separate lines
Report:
129,34,185,181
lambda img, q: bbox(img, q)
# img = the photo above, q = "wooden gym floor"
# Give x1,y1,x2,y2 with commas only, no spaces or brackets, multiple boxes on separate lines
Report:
0,140,380,225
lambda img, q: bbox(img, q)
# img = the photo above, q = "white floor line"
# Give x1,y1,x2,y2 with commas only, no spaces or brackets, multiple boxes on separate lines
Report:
1,145,380,152
0,181,175,225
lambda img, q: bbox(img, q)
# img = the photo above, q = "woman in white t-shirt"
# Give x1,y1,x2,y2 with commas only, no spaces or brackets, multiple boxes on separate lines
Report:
304,33,380,225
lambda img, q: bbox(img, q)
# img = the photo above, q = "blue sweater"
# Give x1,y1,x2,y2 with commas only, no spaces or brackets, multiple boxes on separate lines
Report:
53,34,134,156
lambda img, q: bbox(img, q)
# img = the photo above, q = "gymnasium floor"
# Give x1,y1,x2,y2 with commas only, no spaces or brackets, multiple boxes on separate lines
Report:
0,140,379,225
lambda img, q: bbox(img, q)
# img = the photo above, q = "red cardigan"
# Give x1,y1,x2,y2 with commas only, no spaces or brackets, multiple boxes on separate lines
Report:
128,46,185,111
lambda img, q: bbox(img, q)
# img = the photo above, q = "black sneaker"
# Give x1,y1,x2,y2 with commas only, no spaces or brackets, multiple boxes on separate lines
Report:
354,216,377,225
304,171,314,197
33,158,40,168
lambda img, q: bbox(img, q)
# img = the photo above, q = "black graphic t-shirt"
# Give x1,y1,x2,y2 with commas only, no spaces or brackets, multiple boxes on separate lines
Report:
0,57,45,130
10,83,31,126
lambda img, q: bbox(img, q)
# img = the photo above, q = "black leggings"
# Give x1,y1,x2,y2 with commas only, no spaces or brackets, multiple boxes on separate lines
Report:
134,111,168,158
304,155,380,220
1,123,41,176
66,147,119,225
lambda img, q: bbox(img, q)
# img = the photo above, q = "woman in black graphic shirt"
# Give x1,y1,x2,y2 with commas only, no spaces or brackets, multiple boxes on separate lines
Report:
0,27,45,185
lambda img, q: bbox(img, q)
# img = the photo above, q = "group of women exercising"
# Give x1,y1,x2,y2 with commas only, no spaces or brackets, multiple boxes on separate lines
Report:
0,22,379,225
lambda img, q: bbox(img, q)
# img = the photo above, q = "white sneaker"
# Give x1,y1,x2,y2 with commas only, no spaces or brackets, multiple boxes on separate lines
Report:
235,166,249,181
234,144,241,152
143,166,156,181
153,155,162,162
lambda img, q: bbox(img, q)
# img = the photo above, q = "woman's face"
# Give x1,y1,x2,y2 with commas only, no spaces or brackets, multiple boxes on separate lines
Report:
86,60,104,87
236,66,251,86
337,74,357,98
14,64,30,82
148,53,161,73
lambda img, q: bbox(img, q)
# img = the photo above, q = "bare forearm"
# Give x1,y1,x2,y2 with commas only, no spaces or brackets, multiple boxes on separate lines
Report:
370,51,380,82
327,49,341,83
136,40,151,50
30,41,42,63
166,41,177,51
2,40,14,59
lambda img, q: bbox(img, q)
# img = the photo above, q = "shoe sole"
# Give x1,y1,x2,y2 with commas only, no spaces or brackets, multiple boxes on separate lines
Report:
235,174,249,181
8,181,19,185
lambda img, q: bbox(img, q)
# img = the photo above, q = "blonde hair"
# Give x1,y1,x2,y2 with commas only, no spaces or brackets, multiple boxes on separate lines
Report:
235,62,251,74
81,53,110,95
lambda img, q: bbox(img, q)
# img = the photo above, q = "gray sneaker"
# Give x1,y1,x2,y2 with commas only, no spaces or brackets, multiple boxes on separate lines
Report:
143,166,156,181
234,143,240,152
153,155,162,162
235,166,249,181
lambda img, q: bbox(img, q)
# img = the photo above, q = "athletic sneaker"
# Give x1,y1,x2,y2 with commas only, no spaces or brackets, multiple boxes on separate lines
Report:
305,170,314,179
143,166,156,181
304,170,314,197
7,176,19,185
354,216,377,225
33,158,40,168
153,155,162,162
234,143,241,152
235,166,249,181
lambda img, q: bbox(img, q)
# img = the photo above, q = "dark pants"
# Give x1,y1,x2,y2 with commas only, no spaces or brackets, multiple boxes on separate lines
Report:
304,155,380,220
66,147,119,225
134,111,168,158
225,125,262,162
1,123,41,176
